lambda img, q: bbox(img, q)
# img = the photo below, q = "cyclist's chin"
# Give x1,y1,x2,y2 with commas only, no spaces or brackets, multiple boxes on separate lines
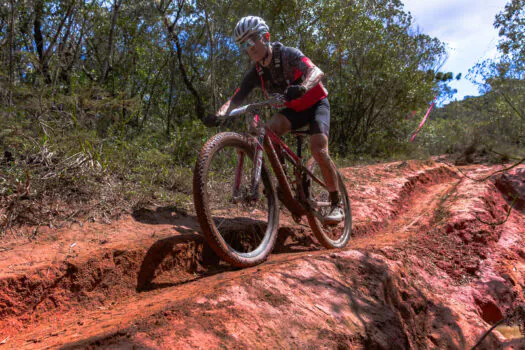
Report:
248,50,265,63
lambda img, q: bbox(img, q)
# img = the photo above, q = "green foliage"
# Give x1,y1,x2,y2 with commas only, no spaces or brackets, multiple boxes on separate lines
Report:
396,0,524,165
495,0,525,60
434,0,525,163
410,92,523,164
0,0,450,157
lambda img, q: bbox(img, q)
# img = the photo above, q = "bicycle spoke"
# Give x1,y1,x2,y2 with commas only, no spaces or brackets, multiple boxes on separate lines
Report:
205,143,272,254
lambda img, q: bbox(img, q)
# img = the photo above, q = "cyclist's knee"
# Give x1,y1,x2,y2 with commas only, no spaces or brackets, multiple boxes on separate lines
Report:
310,134,329,160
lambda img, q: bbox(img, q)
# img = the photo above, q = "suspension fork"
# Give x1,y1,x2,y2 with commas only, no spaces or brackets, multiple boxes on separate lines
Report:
250,130,265,201
232,150,245,200
232,131,265,202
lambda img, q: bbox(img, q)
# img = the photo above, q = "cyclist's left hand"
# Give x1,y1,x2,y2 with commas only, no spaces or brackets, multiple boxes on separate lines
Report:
284,85,306,101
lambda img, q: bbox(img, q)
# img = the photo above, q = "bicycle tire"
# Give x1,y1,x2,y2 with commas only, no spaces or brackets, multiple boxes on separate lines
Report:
193,132,279,267
305,158,352,248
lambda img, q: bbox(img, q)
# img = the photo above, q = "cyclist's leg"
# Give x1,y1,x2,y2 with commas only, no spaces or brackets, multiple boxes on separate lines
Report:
310,134,338,193
266,113,291,136
275,107,311,136
308,98,338,194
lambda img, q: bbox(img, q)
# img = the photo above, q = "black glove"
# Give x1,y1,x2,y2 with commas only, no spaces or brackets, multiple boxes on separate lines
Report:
284,85,307,101
202,114,219,127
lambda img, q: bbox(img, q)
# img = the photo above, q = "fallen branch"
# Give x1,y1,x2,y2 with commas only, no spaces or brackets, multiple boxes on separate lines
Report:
446,157,525,182
444,157,523,227
471,318,506,349
488,149,522,161
475,195,518,226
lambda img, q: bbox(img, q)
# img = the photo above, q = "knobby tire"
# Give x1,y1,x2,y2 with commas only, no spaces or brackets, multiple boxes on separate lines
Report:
305,158,352,248
193,132,279,267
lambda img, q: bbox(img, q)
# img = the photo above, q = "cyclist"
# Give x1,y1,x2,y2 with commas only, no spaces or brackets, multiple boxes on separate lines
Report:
205,16,343,223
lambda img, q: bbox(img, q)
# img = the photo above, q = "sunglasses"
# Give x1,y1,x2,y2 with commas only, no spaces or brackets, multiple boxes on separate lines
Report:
238,33,261,51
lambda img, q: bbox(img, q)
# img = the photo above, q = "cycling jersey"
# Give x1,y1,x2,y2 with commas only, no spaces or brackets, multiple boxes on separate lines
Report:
230,42,328,112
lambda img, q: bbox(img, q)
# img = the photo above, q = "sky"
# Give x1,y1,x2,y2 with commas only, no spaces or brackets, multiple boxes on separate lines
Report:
402,0,509,102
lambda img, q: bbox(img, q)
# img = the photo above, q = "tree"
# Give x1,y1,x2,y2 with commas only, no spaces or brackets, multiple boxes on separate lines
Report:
307,0,446,154
466,0,525,148
0,0,451,156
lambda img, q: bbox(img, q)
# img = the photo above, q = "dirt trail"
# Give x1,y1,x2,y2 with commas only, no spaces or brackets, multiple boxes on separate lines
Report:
0,160,524,349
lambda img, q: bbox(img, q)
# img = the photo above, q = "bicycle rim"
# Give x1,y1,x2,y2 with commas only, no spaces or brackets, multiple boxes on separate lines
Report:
305,158,352,248
193,132,279,267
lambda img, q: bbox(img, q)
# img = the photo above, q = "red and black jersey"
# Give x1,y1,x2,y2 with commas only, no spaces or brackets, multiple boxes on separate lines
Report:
230,42,328,112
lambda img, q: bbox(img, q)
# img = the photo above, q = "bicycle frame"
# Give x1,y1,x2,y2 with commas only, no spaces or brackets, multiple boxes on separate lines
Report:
232,112,328,219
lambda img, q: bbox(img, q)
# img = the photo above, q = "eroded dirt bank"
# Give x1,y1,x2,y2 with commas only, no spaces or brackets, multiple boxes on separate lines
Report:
0,160,524,349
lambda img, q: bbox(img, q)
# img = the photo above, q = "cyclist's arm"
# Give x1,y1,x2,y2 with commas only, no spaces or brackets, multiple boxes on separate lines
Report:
301,64,324,91
287,48,325,91
217,68,259,116
217,99,234,117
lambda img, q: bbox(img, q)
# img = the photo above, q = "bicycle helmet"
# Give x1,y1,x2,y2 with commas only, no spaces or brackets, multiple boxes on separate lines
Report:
234,16,270,44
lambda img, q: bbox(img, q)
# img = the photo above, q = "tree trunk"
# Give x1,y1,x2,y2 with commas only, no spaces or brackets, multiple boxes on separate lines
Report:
166,47,176,138
33,0,76,85
159,0,205,120
101,0,122,85
205,9,216,111
7,0,15,107
33,0,51,83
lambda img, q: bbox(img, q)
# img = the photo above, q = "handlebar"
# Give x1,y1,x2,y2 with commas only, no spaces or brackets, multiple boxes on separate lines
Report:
219,94,285,122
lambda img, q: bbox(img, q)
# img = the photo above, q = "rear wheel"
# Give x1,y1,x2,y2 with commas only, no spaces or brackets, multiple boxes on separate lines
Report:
193,132,279,267
305,158,352,248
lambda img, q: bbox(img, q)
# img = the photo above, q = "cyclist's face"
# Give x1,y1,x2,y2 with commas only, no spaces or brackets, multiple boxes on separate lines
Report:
240,34,266,62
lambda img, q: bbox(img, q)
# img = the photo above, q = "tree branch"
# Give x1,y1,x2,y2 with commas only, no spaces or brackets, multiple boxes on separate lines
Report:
158,0,205,119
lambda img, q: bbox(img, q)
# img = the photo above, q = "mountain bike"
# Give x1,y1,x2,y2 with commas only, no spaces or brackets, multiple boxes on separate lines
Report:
193,94,352,267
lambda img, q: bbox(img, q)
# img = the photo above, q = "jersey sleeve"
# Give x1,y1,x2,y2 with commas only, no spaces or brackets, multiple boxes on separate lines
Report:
230,67,260,106
284,47,315,76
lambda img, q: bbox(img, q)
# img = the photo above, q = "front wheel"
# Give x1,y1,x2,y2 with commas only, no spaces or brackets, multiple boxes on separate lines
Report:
193,132,279,267
305,158,352,248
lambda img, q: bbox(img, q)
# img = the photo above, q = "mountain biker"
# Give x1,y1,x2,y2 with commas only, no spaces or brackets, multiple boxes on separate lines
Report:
204,16,343,223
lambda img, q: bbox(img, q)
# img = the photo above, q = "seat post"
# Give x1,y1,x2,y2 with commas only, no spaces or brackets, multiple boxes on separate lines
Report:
291,127,311,160
296,135,303,159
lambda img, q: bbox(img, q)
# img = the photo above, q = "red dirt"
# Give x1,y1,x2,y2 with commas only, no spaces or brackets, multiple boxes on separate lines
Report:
0,160,524,349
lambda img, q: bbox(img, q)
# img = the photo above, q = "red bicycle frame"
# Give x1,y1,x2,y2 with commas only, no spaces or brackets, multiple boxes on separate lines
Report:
231,113,327,218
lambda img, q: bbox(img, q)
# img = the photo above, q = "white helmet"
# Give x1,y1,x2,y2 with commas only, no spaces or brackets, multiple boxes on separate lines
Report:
233,16,270,43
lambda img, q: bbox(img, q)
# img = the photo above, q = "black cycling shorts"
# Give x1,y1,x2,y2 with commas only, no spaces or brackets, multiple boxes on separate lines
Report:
280,98,330,137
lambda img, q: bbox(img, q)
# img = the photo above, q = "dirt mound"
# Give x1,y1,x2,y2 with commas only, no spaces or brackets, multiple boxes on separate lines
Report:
0,160,524,348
